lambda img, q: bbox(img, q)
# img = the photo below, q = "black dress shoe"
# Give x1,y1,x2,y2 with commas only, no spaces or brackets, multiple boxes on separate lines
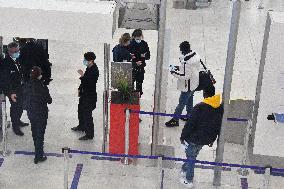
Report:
34,156,47,164
165,118,179,127
180,117,189,121
71,126,84,132
13,129,24,136
19,121,29,127
79,135,93,141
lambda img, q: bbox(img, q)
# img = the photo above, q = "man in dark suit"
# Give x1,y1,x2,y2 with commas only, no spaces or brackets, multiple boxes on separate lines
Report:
3,42,29,136
71,52,99,140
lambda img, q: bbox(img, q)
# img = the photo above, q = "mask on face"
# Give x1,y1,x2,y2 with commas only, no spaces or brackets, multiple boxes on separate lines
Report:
83,60,89,66
135,39,141,44
12,52,20,59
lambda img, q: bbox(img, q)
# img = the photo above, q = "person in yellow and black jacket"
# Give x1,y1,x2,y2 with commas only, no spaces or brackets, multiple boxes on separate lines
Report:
179,85,223,188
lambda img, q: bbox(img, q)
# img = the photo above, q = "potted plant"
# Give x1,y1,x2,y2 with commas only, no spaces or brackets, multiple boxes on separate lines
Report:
109,76,140,156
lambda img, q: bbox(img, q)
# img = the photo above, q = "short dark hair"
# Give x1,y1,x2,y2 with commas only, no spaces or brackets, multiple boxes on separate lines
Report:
132,29,143,37
203,85,215,97
30,66,42,79
179,41,191,54
84,52,96,61
7,42,19,49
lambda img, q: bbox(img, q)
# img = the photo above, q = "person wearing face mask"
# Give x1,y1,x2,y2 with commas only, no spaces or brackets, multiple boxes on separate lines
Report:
112,33,132,62
165,41,201,127
128,29,150,96
25,66,52,164
3,42,29,136
71,52,99,141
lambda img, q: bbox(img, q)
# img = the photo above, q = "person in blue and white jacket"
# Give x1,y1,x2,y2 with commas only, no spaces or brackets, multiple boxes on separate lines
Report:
165,41,201,127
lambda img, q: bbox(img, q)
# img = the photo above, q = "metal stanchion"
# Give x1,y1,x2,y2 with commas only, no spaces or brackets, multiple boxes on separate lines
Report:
121,108,132,165
0,99,11,157
237,120,252,176
62,147,70,189
263,166,272,189
102,43,110,153
156,156,164,189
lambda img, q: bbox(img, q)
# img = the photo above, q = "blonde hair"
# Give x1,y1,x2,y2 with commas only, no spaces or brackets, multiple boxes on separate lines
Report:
119,33,131,45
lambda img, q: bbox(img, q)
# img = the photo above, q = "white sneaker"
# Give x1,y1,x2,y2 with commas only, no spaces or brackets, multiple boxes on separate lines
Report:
179,177,194,188
180,170,186,178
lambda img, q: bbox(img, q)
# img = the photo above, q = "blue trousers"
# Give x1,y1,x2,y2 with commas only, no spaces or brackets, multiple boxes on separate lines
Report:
182,141,203,182
174,90,194,117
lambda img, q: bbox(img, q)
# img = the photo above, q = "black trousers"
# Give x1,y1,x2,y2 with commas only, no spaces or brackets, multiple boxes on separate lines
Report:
132,70,145,94
8,89,24,130
30,118,47,159
78,96,96,138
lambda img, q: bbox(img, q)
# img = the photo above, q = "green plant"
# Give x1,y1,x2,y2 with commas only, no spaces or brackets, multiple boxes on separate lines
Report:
117,77,132,103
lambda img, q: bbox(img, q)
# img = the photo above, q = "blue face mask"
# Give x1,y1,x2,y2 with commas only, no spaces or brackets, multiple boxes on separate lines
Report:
12,52,20,59
135,39,141,44
83,60,89,66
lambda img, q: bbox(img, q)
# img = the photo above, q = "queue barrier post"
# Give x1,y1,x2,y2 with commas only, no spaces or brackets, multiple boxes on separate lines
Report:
0,99,11,157
62,147,70,189
121,108,132,165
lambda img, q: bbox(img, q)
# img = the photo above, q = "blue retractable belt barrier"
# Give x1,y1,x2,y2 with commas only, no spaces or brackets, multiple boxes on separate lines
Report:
68,149,284,173
130,110,249,122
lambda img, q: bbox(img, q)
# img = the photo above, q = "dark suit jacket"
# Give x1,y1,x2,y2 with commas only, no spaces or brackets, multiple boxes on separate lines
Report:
3,56,24,96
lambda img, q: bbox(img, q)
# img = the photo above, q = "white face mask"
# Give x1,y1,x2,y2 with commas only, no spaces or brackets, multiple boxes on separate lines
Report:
135,39,142,44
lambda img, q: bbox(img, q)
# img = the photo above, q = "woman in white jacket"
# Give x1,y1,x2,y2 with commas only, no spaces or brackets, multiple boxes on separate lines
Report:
165,41,201,127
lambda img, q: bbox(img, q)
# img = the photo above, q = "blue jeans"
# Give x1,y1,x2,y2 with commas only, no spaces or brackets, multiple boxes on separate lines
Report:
182,141,203,182
174,90,194,117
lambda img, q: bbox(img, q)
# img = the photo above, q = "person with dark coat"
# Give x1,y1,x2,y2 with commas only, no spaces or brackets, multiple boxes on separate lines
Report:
112,33,132,62
18,38,52,85
71,52,99,140
128,29,150,96
3,42,29,136
179,85,223,188
25,66,52,164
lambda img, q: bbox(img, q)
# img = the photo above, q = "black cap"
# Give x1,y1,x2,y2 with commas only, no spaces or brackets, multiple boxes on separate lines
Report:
179,41,191,54
84,52,96,61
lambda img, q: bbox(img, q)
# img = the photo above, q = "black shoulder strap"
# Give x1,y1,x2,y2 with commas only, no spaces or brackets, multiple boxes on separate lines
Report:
200,60,207,70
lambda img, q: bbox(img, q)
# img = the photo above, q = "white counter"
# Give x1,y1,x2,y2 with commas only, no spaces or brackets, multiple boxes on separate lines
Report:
253,11,284,158
0,0,116,44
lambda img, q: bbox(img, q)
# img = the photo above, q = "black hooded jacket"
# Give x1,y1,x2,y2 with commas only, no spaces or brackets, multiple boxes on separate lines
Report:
180,95,224,145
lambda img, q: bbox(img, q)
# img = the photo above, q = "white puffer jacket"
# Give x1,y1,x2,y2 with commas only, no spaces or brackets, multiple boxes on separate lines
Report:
171,51,201,92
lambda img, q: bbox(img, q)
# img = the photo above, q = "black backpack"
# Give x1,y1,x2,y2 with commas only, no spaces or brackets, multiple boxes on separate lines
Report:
195,60,216,91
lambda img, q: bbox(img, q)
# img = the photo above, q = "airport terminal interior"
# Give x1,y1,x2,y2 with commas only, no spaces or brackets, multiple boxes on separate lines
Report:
0,0,284,188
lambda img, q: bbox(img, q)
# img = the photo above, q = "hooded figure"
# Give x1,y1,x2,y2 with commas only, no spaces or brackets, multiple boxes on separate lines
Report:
179,85,223,188
25,66,52,164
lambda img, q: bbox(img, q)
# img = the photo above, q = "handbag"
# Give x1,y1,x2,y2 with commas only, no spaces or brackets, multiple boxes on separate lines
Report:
195,60,216,91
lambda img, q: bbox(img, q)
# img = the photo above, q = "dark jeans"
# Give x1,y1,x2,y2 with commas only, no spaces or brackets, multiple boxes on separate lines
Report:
78,96,96,138
9,90,24,130
182,141,203,182
30,118,47,159
132,70,144,94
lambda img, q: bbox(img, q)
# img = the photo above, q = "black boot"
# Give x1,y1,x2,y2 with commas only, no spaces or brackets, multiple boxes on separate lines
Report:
71,126,84,132
13,128,24,136
34,156,47,164
165,118,179,127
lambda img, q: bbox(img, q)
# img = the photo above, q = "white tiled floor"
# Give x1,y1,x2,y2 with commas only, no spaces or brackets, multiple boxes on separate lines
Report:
1,0,284,188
